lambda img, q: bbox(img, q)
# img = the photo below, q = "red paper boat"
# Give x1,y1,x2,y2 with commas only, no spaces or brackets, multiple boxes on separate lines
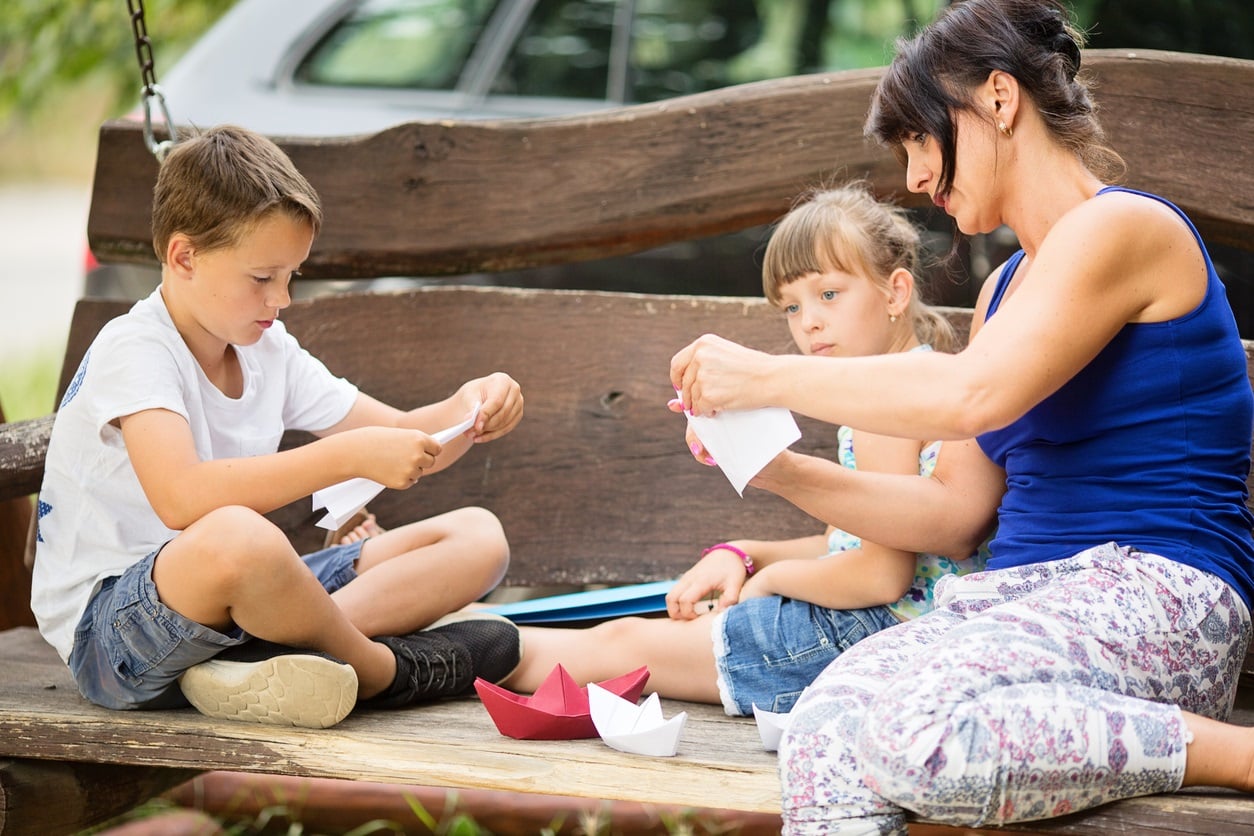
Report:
474,663,650,740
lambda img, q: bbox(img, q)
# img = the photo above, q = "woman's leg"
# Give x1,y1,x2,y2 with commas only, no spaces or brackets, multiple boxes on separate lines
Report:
333,506,510,636
780,605,967,836
845,545,1247,829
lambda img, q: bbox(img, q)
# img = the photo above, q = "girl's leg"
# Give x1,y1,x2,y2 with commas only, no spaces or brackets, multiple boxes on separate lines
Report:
849,545,1249,828
334,506,510,636
506,615,721,703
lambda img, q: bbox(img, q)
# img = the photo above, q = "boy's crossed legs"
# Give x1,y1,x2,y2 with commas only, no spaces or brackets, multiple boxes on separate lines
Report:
71,504,519,728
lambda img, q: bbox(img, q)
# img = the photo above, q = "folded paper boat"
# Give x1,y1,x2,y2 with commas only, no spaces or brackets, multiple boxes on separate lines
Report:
752,703,793,752
588,683,687,757
474,663,650,740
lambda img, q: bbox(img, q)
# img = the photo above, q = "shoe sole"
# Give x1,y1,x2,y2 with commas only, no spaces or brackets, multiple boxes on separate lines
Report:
179,655,358,729
423,611,524,685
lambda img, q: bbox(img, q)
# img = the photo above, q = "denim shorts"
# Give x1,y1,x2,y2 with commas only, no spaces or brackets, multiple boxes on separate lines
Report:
67,540,363,710
712,595,900,716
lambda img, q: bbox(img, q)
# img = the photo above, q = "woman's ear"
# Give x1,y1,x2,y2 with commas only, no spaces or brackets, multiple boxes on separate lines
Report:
887,267,915,318
987,69,1020,133
166,234,195,279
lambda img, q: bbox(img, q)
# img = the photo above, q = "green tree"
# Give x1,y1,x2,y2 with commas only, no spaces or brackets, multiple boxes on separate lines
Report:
0,0,235,120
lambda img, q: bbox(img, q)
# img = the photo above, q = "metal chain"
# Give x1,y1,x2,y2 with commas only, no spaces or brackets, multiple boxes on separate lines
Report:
127,0,178,161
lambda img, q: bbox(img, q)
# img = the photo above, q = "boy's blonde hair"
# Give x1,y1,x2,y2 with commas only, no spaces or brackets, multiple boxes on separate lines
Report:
151,125,323,263
762,183,957,353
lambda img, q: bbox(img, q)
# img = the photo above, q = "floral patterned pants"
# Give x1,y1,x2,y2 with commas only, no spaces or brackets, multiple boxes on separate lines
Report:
779,543,1251,834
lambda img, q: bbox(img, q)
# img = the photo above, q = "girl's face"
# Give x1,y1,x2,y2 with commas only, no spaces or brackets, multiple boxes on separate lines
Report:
902,111,1002,235
776,269,897,358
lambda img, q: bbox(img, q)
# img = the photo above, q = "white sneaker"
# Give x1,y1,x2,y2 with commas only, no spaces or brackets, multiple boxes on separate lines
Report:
179,654,358,729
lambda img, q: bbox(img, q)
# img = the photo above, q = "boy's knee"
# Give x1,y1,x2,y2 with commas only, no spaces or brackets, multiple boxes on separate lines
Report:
454,506,509,560
186,506,287,563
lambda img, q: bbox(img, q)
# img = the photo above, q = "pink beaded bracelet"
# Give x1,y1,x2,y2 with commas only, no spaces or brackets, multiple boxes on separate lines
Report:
701,543,755,575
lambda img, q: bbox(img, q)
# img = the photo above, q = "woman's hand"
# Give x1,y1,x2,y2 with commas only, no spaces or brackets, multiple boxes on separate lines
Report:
670,334,776,416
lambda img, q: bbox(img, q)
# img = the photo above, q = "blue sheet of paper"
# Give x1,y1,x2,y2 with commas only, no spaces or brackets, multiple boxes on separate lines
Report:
483,580,676,624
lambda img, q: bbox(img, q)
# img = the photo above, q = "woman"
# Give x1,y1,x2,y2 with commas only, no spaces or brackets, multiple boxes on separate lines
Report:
669,0,1254,832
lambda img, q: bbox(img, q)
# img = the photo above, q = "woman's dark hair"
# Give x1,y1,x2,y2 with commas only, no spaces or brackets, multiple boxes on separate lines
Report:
866,0,1124,199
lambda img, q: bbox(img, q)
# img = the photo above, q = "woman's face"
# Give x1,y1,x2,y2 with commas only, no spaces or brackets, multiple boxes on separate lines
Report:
903,109,1003,236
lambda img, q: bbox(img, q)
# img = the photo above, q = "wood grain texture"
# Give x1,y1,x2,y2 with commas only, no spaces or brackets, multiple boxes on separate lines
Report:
86,51,1254,280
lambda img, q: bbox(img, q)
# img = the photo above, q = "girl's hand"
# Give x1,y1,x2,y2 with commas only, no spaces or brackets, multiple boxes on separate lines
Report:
666,547,749,620
736,568,774,602
461,373,524,442
670,334,775,417
354,426,441,488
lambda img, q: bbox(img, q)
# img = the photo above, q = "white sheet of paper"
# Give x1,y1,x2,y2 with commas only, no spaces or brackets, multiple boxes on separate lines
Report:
311,403,481,531
588,683,687,757
685,406,801,496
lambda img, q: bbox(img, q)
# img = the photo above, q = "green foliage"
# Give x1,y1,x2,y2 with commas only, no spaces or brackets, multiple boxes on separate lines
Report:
0,343,59,422
0,0,235,121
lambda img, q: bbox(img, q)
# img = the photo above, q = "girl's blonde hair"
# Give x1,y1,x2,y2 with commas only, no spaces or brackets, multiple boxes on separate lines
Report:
762,183,958,353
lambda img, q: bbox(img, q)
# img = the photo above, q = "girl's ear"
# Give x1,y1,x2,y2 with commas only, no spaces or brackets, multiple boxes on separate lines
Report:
166,234,195,279
886,267,915,318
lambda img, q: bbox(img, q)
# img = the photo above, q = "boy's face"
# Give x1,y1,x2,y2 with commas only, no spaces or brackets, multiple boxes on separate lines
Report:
776,269,894,359
177,212,313,347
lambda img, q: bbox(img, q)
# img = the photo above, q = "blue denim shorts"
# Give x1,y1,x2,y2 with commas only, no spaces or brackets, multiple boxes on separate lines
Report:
67,540,363,710
712,595,900,716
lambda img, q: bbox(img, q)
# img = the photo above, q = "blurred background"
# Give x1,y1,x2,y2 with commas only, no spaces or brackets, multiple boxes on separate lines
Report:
2,0,1252,425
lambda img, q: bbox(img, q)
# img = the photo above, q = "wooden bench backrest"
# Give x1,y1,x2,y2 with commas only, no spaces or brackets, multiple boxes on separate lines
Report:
87,50,1254,278
54,292,962,586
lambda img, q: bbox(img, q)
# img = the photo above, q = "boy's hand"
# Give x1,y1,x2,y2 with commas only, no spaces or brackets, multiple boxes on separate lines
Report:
666,547,748,620
460,373,523,443
355,426,442,488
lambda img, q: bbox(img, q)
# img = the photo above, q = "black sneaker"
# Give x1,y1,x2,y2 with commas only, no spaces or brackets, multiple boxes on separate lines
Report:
362,613,522,709
424,611,523,686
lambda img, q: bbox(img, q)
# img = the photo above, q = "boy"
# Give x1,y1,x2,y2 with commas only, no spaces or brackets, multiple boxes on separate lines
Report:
31,125,524,729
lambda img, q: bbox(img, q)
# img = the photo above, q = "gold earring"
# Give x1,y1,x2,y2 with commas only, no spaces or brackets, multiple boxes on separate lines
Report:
998,120,1013,138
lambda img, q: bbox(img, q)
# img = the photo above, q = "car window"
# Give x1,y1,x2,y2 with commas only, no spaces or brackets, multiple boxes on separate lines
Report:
488,0,765,103
295,0,501,89
627,0,764,102
488,0,616,100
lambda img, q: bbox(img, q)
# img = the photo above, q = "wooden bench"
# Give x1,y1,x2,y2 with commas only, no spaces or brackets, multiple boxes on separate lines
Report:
1,49,1253,834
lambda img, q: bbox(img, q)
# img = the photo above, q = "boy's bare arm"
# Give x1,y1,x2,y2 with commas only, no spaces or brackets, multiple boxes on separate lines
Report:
318,373,524,474
120,407,439,531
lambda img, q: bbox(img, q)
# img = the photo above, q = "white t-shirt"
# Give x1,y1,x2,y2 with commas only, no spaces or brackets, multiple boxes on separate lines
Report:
31,288,358,661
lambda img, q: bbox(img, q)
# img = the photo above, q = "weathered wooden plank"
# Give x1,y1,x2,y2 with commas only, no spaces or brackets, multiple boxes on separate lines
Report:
0,627,781,816
0,403,34,632
86,51,1254,280
7,623,1254,836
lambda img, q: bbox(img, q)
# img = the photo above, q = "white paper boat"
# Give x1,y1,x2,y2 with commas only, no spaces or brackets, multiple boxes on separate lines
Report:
587,683,687,757
752,703,793,752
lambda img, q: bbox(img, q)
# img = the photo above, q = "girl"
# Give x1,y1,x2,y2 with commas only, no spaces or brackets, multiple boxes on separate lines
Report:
670,1,1254,831
501,183,999,713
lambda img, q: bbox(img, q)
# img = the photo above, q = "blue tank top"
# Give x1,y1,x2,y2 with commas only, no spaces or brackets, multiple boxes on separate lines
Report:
976,187,1254,608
